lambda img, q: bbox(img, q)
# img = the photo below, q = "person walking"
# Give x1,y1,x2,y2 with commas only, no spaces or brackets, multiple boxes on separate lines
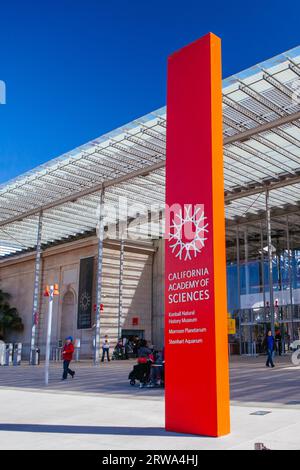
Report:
265,330,275,368
101,335,110,362
62,336,75,380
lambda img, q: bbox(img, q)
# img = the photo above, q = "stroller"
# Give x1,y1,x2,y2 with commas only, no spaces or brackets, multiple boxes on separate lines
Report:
128,359,151,387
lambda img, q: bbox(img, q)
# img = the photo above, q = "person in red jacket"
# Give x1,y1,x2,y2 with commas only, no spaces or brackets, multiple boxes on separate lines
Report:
62,336,75,380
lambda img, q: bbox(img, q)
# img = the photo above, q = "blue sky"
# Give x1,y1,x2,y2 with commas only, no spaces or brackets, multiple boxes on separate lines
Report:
1,0,300,184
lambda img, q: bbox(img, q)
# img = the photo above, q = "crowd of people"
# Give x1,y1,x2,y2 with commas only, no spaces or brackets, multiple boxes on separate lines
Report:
113,336,157,360
59,335,164,388
55,329,290,383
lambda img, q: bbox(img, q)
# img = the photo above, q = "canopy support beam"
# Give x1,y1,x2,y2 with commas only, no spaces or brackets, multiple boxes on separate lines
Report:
94,188,105,365
117,238,125,340
29,210,43,365
265,190,275,337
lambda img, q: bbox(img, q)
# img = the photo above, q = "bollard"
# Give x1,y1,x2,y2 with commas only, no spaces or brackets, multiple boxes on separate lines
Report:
75,347,80,362
74,339,80,362
57,347,62,361
0,341,5,366
32,347,40,365
13,343,22,366
5,343,13,366
52,347,57,361
51,347,62,362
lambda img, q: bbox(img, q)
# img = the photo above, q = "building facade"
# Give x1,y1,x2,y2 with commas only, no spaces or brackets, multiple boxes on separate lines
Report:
0,236,165,358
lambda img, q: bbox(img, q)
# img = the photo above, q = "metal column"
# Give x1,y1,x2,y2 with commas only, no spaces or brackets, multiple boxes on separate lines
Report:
244,228,250,296
94,188,105,365
260,221,266,313
265,190,275,336
30,211,43,365
286,215,294,339
117,238,125,340
244,227,253,348
236,227,242,355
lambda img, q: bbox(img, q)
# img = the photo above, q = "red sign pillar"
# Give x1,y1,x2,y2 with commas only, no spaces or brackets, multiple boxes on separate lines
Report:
165,33,230,437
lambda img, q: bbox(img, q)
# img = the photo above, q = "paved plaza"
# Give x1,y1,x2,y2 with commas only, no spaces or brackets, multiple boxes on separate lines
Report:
0,356,300,449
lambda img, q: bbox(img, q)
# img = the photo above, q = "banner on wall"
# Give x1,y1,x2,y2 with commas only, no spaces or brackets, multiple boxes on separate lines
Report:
165,33,230,437
77,257,94,329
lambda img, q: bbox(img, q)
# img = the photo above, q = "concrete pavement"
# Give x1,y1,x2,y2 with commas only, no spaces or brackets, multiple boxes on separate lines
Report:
0,356,300,449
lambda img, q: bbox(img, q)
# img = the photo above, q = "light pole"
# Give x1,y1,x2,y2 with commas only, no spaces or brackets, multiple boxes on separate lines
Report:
44,284,59,385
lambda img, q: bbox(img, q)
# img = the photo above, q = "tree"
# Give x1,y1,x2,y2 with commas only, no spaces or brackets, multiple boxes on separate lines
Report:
0,289,24,340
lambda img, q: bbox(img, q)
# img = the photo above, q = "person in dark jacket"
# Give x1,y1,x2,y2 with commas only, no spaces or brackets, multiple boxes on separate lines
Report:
137,339,152,358
265,330,275,368
148,350,164,388
62,336,75,380
137,340,153,387
275,329,282,356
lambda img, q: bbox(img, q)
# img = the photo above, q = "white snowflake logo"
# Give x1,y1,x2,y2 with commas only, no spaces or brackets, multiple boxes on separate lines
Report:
79,291,91,311
169,205,208,260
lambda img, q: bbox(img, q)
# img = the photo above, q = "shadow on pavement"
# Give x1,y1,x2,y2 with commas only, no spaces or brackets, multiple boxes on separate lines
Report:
0,423,199,438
